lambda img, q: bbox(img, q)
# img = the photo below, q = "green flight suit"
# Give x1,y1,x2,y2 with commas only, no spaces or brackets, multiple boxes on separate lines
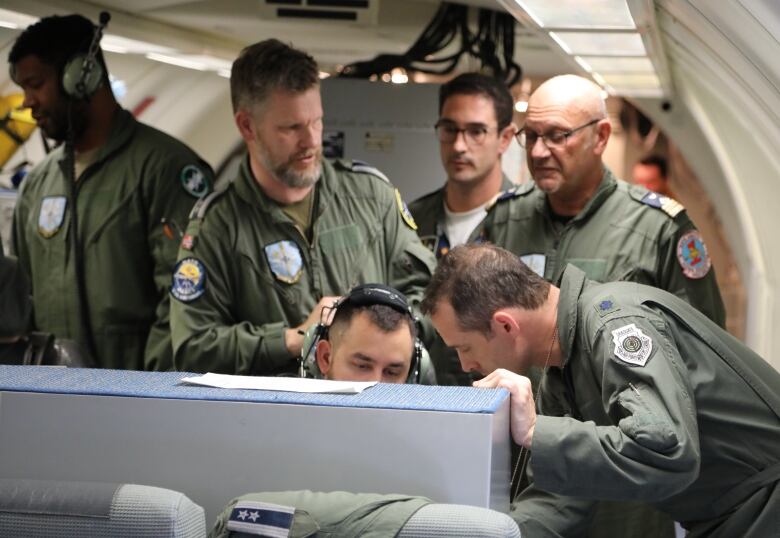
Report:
170,157,435,376
211,490,431,538
511,265,780,538
12,108,213,371
409,175,516,386
485,167,726,327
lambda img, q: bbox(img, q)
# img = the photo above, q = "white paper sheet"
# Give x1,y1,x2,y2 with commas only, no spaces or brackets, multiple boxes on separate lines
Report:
180,373,377,394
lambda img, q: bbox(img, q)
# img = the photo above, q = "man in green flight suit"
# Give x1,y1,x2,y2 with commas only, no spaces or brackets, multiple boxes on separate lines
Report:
9,15,214,371
409,72,519,386
424,244,780,538
169,39,435,376
487,74,725,327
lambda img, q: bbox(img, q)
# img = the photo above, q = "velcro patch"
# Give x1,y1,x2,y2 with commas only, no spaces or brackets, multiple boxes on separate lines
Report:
640,192,684,218
396,189,418,230
227,500,295,537
170,258,206,302
594,296,620,317
677,230,711,279
611,323,652,367
180,164,211,198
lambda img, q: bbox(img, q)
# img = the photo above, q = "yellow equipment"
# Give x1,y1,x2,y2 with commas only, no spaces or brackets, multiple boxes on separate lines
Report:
0,94,36,169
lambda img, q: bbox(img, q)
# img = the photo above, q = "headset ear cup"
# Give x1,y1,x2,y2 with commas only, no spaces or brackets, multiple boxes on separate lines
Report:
408,339,423,384
62,53,104,99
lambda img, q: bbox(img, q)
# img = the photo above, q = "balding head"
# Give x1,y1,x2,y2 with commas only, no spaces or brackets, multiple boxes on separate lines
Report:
529,75,606,121
522,74,611,215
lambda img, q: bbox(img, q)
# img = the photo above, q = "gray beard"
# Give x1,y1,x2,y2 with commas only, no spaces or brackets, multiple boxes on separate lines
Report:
259,147,322,189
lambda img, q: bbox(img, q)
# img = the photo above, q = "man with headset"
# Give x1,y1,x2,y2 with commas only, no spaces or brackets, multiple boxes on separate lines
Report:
9,14,214,371
169,39,435,377
302,283,435,385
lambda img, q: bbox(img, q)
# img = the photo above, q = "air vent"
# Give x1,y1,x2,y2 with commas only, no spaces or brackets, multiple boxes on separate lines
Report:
260,0,377,25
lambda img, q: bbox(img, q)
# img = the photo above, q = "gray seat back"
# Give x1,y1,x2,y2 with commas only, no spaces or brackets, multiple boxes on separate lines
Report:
398,503,521,538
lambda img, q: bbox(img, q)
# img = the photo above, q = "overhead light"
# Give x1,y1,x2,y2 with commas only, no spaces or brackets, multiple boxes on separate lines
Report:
102,35,174,55
145,53,209,71
218,69,231,79
513,0,635,30
574,56,593,73
391,68,408,84
514,100,528,112
0,8,37,30
318,71,331,79
549,31,646,56
599,72,661,89
580,56,655,73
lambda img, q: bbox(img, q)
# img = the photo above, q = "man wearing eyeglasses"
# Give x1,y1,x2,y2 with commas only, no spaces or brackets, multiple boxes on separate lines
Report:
486,74,725,537
409,72,519,385
487,74,725,329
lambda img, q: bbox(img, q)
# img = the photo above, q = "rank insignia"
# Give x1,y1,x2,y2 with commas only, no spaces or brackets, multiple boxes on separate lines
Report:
594,295,620,317
38,196,67,238
676,230,711,279
180,233,194,251
227,500,295,536
641,192,684,218
170,258,206,302
264,240,303,284
180,164,210,199
396,189,417,231
611,323,653,367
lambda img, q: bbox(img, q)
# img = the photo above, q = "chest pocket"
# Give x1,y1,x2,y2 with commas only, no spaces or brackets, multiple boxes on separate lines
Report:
567,258,607,282
318,223,364,254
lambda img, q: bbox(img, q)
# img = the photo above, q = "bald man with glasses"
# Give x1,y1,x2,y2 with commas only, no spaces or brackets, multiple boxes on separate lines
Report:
485,74,725,537
487,74,724,327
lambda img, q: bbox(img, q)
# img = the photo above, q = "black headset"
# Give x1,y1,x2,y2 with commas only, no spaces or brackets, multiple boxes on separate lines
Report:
62,12,110,99
301,284,423,384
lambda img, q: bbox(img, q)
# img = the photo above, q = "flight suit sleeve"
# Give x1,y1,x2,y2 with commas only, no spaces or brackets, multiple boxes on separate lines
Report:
529,314,701,504
169,217,293,375
142,156,214,371
657,218,726,327
10,180,32,285
382,190,437,346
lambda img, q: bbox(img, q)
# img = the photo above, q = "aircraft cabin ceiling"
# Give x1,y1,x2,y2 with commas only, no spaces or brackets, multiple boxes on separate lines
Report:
3,0,780,369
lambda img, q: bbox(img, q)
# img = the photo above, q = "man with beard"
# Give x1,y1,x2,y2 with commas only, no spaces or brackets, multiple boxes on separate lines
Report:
9,14,214,371
169,39,435,376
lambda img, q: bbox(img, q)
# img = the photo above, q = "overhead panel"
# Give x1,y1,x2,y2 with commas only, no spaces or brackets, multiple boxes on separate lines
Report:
259,0,379,25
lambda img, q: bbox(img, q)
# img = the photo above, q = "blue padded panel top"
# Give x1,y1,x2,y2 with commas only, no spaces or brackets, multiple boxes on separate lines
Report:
0,366,507,414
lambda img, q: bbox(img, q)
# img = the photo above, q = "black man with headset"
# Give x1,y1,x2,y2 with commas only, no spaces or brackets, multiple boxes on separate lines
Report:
9,13,215,371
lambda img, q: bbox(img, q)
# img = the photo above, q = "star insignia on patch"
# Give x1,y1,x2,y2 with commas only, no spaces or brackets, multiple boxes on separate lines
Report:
677,230,711,279
227,500,295,536
180,164,211,198
611,323,653,366
594,295,620,317
264,240,303,284
395,189,417,230
170,258,207,302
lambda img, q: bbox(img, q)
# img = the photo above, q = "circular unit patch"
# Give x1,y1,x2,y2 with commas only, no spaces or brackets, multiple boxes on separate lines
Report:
676,230,711,279
171,257,207,302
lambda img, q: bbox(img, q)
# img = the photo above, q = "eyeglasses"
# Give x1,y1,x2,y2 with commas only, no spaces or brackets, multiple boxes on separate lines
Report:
516,118,602,149
435,121,498,146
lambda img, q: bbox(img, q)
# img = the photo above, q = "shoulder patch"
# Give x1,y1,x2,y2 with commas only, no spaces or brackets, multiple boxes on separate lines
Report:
179,163,211,199
676,230,712,279
611,323,653,367
395,189,417,230
171,258,207,302
638,191,684,218
227,500,295,536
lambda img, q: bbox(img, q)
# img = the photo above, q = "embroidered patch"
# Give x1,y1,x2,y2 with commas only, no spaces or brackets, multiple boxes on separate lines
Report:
38,196,67,238
264,240,303,284
611,323,653,366
227,500,295,537
676,230,711,279
396,189,418,231
594,296,620,317
180,233,194,251
180,164,210,198
170,258,206,302
520,254,546,278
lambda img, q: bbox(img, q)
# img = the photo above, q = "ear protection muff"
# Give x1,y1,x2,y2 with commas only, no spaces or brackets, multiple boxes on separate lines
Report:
62,12,110,99
62,53,104,99
300,284,422,383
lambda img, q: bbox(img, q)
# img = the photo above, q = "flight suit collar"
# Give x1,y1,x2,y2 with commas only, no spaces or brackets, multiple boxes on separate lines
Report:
534,166,618,222
56,108,137,179
233,155,338,224
556,264,588,368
